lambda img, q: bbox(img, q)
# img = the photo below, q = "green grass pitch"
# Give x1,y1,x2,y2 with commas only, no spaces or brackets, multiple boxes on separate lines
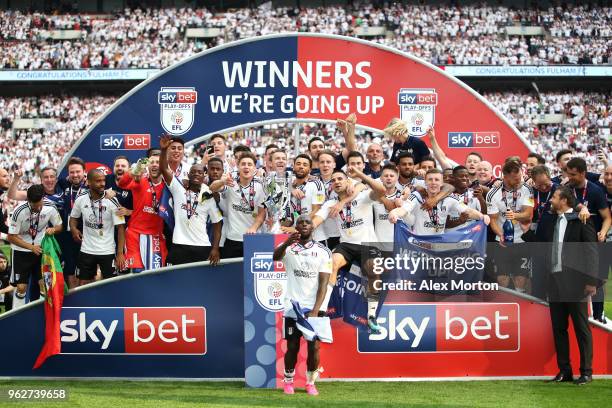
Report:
1,380,611,408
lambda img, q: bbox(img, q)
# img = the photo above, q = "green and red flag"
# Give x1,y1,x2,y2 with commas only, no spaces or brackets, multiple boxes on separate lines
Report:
33,235,67,369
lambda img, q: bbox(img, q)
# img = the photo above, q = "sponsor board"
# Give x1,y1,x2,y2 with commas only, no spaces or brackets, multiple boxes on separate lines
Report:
251,252,287,312
60,307,206,355
357,303,519,353
448,132,500,148
398,88,437,137
158,87,197,135
100,134,151,150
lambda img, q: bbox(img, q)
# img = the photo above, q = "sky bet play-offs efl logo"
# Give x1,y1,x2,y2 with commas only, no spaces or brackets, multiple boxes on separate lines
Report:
251,252,287,313
60,307,206,355
99,134,151,150
357,303,519,353
397,88,437,137
447,132,500,148
158,87,198,136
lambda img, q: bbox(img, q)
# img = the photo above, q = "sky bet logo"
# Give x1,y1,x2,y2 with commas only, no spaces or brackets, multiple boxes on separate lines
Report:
397,92,437,105
357,303,519,353
158,89,198,104
251,252,287,312
100,134,151,150
60,307,206,355
251,252,284,273
448,132,500,148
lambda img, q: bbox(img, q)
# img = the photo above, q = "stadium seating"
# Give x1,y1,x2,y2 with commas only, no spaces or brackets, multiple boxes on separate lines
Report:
0,5,610,69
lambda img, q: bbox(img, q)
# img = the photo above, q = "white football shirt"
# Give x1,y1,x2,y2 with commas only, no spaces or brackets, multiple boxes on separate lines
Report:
401,191,467,235
70,192,125,255
396,177,426,193
282,240,333,312
486,183,534,243
319,176,340,241
168,177,222,247
373,189,403,244
9,200,62,252
316,190,377,245
219,178,266,242
446,189,482,231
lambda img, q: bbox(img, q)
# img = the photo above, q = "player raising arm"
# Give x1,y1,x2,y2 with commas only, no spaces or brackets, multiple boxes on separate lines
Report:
273,215,332,396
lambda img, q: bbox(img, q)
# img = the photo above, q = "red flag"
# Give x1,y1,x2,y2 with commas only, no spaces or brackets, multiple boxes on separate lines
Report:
33,235,66,369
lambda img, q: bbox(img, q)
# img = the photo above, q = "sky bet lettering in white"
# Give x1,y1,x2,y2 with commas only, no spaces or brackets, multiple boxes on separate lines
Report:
445,310,510,341
60,313,118,350
222,61,373,89
133,313,197,343
369,310,429,348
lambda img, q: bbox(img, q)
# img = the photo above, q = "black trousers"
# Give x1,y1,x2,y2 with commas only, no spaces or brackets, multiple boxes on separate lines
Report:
167,244,211,265
221,239,243,259
549,301,593,376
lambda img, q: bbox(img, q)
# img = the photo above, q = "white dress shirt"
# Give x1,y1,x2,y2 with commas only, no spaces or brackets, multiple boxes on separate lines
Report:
553,208,573,273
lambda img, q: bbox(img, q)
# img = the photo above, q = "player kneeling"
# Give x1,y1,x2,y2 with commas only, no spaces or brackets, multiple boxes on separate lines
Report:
273,215,332,396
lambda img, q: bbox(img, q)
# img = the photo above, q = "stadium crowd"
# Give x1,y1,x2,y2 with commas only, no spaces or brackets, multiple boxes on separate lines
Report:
1,4,611,69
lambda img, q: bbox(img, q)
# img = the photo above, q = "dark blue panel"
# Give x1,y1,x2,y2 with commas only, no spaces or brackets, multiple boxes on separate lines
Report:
0,262,243,378
67,37,299,175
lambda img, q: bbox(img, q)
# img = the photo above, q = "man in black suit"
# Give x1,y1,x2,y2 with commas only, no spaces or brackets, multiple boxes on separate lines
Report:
520,186,600,385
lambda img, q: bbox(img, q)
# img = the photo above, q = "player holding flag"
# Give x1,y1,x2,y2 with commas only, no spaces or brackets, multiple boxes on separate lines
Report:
273,215,332,396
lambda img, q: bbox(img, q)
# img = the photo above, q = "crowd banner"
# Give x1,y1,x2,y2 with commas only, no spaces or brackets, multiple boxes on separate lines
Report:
0,261,244,378
3,66,611,84
0,69,160,82
59,33,531,178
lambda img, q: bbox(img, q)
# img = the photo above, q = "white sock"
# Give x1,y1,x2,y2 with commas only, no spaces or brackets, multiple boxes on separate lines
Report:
306,367,323,385
367,298,378,318
284,369,295,383
13,292,26,309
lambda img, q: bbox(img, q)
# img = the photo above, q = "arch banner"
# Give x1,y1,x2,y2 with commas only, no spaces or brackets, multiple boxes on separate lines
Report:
63,34,530,173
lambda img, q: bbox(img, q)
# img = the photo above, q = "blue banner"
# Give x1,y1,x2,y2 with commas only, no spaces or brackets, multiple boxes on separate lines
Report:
0,261,243,378
327,265,368,327
391,221,487,295
158,185,175,230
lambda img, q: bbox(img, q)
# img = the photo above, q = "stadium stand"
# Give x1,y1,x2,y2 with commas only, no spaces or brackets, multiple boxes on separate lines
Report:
0,5,610,69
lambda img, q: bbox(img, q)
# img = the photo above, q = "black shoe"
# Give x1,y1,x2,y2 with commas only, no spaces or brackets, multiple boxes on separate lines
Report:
549,372,573,382
574,375,592,385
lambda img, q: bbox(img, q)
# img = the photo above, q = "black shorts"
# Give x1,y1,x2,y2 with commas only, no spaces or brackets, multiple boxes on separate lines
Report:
76,252,115,280
333,243,382,273
58,230,79,276
493,243,532,277
283,311,327,340
10,250,41,285
221,239,243,259
167,244,211,265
